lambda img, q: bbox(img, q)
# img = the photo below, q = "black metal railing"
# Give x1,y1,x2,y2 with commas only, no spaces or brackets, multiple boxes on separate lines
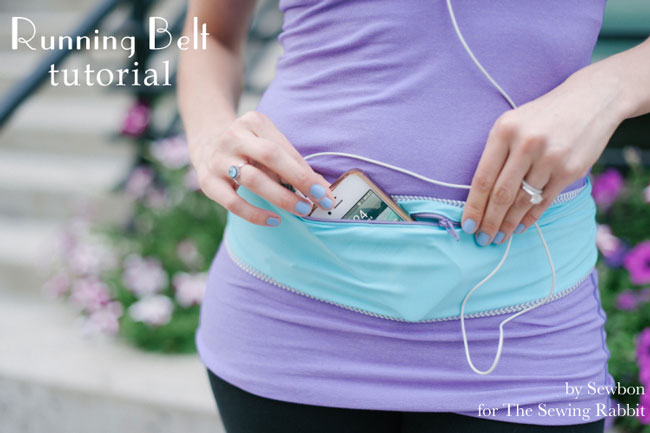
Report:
0,0,123,128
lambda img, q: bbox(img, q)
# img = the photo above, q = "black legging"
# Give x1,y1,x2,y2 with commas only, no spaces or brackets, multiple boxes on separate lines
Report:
206,369,605,433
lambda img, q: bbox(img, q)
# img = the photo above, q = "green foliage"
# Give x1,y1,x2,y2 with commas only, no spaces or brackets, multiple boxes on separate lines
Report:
591,154,650,432
119,305,202,354
49,135,227,354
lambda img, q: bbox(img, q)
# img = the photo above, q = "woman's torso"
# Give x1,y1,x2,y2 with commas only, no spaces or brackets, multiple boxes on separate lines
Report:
257,0,607,199
196,0,614,424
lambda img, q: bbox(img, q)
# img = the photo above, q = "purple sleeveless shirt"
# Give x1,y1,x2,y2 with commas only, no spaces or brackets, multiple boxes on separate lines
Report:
196,0,615,425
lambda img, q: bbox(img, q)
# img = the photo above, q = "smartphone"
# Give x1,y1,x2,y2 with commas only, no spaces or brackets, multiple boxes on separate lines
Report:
309,169,412,222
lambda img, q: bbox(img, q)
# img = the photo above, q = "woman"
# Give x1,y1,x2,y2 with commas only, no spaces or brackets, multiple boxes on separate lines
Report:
178,0,650,432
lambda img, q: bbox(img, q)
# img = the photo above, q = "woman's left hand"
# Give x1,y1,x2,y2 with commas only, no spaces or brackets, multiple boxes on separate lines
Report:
460,62,633,246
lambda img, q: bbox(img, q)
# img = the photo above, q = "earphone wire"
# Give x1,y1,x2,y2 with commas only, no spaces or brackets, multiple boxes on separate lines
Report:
447,0,556,375
302,0,557,376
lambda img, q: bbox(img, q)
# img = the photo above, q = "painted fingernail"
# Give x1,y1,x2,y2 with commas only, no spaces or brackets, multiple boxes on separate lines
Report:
515,223,525,234
295,201,311,215
266,217,280,226
310,184,326,199
462,218,476,234
476,231,491,246
493,231,505,244
319,197,333,210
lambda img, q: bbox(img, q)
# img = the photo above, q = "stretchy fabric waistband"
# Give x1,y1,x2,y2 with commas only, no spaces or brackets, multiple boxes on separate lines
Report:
224,175,597,322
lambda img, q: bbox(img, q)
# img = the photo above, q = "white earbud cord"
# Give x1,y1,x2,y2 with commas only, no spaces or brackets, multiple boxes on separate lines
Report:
301,0,557,376
446,0,556,375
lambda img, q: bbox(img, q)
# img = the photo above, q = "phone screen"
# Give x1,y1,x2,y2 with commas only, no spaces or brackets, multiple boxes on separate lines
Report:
342,189,403,222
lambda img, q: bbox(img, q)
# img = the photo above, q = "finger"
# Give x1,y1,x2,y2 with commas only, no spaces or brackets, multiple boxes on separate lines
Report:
461,117,513,235
201,177,283,227
492,167,550,245
239,112,307,168
227,160,315,217
238,111,334,191
474,152,534,246
236,133,335,210
516,174,568,234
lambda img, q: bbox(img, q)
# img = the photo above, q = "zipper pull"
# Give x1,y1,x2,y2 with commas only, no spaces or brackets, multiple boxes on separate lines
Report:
438,217,461,242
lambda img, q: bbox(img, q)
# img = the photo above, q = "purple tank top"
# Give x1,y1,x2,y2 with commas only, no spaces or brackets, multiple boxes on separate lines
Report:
196,0,615,425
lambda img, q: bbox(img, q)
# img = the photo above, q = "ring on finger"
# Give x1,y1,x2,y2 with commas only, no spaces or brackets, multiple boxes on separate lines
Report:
227,161,250,186
521,179,544,205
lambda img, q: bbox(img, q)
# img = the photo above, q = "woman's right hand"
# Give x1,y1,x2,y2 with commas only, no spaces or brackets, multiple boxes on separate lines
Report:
190,111,336,227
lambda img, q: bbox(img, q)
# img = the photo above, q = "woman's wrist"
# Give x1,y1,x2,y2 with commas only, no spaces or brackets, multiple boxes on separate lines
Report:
577,37,650,122
567,59,634,128
186,111,238,166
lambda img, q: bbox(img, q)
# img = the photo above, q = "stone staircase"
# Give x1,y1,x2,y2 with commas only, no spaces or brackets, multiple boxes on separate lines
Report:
0,0,282,432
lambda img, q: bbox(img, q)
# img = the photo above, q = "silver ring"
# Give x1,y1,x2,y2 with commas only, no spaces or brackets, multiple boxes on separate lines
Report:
227,161,249,185
521,179,544,205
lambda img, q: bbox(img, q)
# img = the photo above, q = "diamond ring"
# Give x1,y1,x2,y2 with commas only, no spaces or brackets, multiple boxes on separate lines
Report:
521,179,544,205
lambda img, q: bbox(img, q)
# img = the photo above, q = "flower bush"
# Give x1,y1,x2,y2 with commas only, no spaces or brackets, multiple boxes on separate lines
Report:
592,147,650,432
44,134,226,353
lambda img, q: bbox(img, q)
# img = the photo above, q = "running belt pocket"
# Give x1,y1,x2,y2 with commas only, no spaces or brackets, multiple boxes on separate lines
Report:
225,180,598,322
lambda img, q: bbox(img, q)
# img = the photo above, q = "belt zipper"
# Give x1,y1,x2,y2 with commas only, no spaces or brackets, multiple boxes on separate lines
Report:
410,212,461,241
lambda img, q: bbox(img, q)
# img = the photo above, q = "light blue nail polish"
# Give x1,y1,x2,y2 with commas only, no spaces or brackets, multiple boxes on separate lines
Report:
310,184,326,199
266,217,280,226
515,223,525,234
462,218,476,234
476,231,490,246
493,231,505,244
295,201,311,215
319,197,333,210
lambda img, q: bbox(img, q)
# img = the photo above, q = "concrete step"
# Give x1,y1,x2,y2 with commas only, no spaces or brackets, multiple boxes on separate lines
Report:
0,128,134,157
0,216,60,294
0,288,223,433
0,147,133,220
1,91,132,133
0,214,132,296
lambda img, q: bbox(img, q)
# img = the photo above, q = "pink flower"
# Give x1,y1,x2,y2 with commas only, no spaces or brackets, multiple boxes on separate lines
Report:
624,241,650,286
639,392,650,425
122,254,168,297
616,288,650,311
596,224,623,257
121,101,151,137
128,295,174,326
591,168,624,208
637,329,650,368
637,330,650,415
67,239,116,277
57,217,90,257
81,301,123,336
176,239,202,268
125,166,154,199
172,272,207,307
184,167,201,191
42,271,70,298
150,136,189,169
616,290,639,311
144,187,168,209
70,277,112,313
